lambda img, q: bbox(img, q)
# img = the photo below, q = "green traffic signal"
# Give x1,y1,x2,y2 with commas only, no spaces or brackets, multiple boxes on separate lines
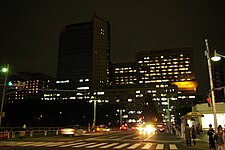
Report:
8,81,13,86
2,67,8,73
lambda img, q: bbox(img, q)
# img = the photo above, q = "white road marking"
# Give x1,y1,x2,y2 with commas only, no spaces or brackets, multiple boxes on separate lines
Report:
143,132,155,141
73,142,96,148
45,142,66,147
58,142,85,147
156,144,164,149
100,143,119,148
113,143,130,149
169,144,178,149
127,143,141,149
141,143,153,149
86,143,107,148
32,142,52,146
20,142,45,146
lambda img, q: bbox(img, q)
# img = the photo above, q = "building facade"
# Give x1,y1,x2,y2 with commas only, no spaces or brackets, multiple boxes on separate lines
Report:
111,62,137,85
7,72,56,103
57,13,110,91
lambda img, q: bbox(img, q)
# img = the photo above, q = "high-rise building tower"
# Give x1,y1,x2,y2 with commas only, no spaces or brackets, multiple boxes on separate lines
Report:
57,13,110,90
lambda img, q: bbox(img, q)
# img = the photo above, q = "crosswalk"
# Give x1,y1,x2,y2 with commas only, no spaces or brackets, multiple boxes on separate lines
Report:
0,141,179,149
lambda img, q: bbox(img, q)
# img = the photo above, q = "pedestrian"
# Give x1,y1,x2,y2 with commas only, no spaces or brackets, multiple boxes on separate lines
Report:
207,124,216,149
191,125,197,146
185,123,191,146
214,125,225,150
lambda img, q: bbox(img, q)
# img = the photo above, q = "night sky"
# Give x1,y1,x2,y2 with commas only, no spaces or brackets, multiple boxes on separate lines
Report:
1,0,225,95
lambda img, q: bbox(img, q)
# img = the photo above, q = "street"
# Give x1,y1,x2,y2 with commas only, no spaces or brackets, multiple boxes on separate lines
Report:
0,130,209,150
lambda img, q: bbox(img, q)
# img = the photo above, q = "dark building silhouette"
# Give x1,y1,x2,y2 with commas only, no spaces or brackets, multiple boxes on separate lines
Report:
57,13,110,90
212,59,225,102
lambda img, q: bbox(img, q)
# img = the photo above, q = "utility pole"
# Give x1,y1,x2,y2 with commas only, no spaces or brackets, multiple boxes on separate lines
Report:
0,64,9,127
205,39,218,131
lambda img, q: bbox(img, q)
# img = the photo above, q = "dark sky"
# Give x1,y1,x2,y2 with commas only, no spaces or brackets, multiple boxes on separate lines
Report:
1,0,225,94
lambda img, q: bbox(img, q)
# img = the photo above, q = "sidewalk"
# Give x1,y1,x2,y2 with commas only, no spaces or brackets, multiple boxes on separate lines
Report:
179,132,210,150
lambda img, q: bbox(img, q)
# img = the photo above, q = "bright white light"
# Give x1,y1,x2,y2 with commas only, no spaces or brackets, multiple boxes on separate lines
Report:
56,80,69,83
211,56,221,61
2,68,8,72
77,87,89,90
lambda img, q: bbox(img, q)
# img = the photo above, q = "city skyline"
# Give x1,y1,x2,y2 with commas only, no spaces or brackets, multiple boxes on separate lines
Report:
1,0,225,95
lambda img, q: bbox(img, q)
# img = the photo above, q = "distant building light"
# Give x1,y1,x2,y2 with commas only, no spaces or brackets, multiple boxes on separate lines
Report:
56,80,69,83
136,90,140,94
189,96,195,98
137,111,142,114
97,91,104,95
77,87,89,90
76,93,83,95
128,99,132,102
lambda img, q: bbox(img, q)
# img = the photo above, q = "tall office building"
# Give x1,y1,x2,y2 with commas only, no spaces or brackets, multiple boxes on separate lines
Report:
57,13,110,90
135,47,196,84
135,47,198,116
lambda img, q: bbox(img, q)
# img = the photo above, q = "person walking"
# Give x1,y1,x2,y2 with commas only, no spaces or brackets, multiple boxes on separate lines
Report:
207,124,216,149
215,125,225,150
185,123,191,146
191,125,197,146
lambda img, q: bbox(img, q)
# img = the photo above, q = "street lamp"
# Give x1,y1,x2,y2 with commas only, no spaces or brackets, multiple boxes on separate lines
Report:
117,109,125,126
0,64,9,127
205,39,218,131
211,50,225,62
90,96,101,132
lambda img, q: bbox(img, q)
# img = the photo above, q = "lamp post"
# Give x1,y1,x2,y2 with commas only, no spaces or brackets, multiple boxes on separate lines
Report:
90,96,101,132
117,109,125,126
205,39,218,131
211,50,225,61
93,99,96,131
0,64,9,127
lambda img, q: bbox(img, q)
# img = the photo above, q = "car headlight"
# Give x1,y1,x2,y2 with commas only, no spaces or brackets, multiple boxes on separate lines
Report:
144,125,156,133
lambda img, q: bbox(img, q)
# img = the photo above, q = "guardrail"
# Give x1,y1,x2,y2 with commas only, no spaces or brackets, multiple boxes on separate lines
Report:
0,127,62,140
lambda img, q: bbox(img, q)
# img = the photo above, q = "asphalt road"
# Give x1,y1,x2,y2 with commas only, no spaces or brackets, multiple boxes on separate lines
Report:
0,131,209,150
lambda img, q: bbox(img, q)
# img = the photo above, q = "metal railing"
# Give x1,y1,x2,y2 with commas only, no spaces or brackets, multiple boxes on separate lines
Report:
0,127,62,140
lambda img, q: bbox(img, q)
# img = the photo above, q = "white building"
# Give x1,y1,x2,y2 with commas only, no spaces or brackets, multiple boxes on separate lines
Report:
192,103,225,129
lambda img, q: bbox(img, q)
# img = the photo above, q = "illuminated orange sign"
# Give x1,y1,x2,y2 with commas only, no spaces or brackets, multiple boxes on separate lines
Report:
171,81,197,91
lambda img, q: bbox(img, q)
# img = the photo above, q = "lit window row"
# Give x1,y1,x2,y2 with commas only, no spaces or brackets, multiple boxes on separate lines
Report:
115,79,136,81
139,57,190,63
115,70,136,73
116,76,136,79
140,71,191,76
115,82,134,84
140,61,190,65
139,79,187,83
115,67,133,70
79,79,90,82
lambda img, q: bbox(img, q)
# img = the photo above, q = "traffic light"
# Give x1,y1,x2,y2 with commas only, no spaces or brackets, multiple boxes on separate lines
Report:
206,97,211,107
8,81,13,86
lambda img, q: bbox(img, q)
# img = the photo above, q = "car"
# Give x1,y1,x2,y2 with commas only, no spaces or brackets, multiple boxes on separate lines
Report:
138,124,157,134
96,125,111,132
60,125,85,136
128,123,139,131
156,124,165,132
120,124,128,130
